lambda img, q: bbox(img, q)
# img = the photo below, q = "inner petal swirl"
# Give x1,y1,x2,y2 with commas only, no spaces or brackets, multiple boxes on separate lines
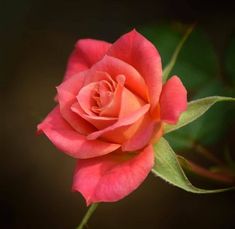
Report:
77,72,126,118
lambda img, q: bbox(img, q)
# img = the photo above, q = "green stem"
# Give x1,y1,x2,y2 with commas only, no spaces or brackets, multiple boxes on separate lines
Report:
162,23,195,82
192,141,224,166
76,203,99,229
179,156,235,184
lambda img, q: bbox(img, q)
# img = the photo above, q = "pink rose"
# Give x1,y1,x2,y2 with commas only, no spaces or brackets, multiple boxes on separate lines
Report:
38,30,187,205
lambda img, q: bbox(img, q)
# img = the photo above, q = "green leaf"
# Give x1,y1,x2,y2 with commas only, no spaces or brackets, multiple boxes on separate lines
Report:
152,138,234,193
164,96,235,134
165,83,234,150
162,24,195,82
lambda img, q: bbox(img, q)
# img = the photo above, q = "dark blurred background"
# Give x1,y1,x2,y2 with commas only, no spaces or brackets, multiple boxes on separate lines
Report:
2,0,235,228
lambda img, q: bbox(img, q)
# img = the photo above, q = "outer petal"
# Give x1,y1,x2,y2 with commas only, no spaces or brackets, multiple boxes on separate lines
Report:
72,144,155,205
37,106,120,159
107,29,162,109
64,39,111,80
159,76,187,124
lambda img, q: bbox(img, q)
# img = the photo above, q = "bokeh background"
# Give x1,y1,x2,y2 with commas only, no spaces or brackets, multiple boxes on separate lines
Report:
2,0,235,228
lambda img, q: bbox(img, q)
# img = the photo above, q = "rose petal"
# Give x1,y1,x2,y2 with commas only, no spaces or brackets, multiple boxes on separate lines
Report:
107,29,162,109
84,55,148,101
77,82,99,116
160,76,187,124
72,144,154,205
95,86,146,143
57,71,95,134
150,123,163,144
100,74,125,117
77,72,124,118
119,86,145,118
71,102,117,129
64,39,111,81
122,118,162,151
87,104,150,141
37,106,120,159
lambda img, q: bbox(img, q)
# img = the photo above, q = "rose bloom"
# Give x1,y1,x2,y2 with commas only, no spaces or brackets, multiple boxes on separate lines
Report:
38,30,187,205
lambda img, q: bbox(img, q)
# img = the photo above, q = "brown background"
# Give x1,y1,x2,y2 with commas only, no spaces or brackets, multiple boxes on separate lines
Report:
2,0,235,228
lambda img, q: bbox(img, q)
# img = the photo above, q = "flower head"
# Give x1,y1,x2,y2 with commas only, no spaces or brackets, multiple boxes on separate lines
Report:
38,30,187,205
